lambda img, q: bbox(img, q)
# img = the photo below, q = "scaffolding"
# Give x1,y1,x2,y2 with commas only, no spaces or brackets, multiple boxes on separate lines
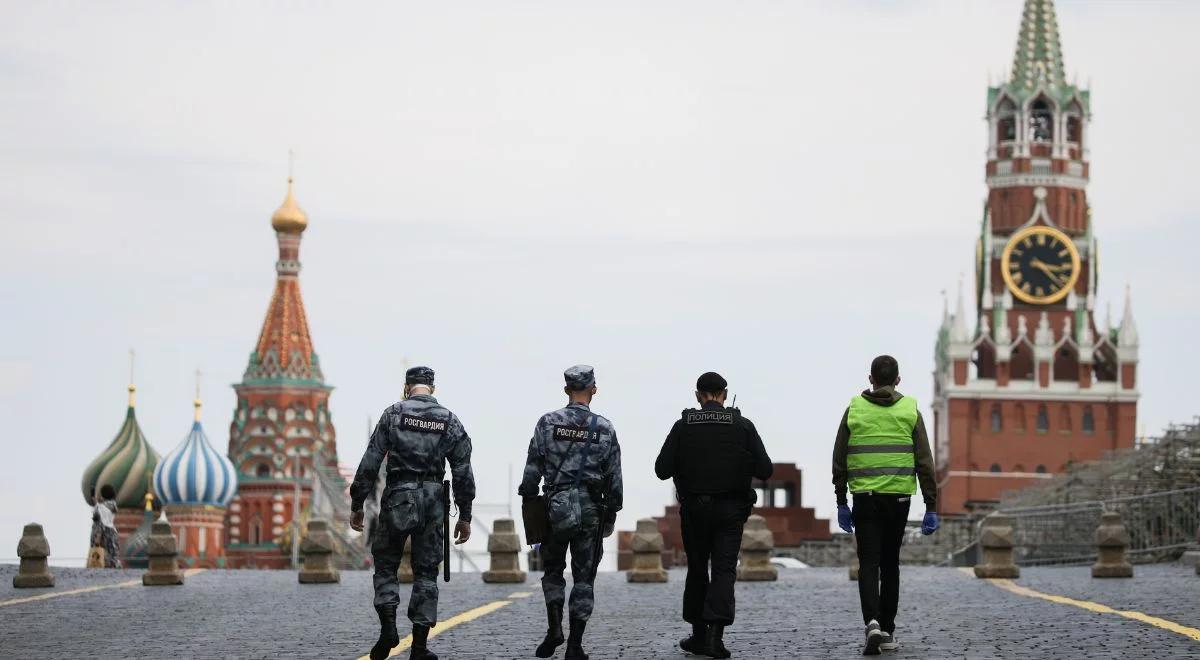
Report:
976,420,1200,566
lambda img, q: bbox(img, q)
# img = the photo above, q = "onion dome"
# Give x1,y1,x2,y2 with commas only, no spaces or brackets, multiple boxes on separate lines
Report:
270,177,308,233
81,382,161,508
153,390,238,507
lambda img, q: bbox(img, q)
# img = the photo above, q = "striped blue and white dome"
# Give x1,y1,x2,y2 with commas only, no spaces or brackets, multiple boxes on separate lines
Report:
153,402,237,507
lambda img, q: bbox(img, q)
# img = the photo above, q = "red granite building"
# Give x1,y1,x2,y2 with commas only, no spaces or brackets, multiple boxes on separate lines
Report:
932,0,1139,514
626,463,830,568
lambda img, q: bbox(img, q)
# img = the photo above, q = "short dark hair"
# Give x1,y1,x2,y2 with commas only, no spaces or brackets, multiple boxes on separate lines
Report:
871,355,900,386
99,484,117,501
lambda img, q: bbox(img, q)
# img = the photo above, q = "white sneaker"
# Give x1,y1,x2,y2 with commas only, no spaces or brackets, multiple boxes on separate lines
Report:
879,632,899,651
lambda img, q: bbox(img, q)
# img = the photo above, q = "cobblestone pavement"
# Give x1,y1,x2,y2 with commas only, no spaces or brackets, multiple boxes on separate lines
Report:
1,563,1197,659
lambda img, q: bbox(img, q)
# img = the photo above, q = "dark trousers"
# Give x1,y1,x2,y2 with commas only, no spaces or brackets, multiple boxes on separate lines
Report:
852,492,911,634
680,496,750,626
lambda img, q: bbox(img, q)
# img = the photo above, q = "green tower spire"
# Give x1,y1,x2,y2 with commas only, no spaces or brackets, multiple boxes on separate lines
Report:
1010,0,1066,93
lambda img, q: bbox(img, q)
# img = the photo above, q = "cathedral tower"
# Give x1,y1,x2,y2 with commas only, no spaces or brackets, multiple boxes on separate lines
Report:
225,177,340,568
932,0,1139,514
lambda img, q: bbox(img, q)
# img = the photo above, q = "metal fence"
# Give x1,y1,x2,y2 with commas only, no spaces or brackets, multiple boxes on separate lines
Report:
986,486,1200,566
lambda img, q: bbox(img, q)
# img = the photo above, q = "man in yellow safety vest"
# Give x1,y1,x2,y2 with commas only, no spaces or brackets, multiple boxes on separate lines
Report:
832,355,939,655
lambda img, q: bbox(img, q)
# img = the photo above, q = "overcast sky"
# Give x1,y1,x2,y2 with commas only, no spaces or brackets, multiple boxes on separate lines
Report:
2,1,1198,563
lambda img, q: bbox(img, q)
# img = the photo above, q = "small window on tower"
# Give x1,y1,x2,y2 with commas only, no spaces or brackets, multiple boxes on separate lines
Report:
1036,465,1047,474
1036,405,1050,432
1030,98,1054,141
990,405,1003,432
1067,115,1082,144
1082,406,1095,434
256,463,271,478
989,463,1002,473
996,97,1017,142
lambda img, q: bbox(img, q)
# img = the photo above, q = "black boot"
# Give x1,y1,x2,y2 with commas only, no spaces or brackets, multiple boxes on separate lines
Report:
680,622,709,655
535,604,565,658
564,618,588,660
410,623,438,660
369,604,399,660
705,624,730,659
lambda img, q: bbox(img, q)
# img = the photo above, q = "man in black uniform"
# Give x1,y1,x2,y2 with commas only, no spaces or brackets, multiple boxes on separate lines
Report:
655,372,773,659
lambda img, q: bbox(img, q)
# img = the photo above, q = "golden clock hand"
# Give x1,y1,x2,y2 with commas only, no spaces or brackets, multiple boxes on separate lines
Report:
1031,260,1068,286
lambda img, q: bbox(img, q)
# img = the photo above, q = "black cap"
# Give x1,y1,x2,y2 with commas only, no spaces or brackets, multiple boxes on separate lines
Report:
405,366,435,386
696,371,727,394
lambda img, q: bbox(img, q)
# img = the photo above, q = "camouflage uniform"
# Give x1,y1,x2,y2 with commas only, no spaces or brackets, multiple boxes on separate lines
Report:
350,393,475,627
518,401,623,621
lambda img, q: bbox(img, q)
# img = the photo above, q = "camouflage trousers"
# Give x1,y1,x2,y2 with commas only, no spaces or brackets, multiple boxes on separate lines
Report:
372,482,445,627
540,493,603,621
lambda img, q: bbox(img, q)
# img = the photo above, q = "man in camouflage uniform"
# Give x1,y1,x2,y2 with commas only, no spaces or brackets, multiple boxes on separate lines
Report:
518,365,623,660
351,366,476,660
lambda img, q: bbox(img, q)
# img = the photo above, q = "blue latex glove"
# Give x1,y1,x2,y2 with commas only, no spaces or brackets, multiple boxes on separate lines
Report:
921,511,940,535
837,505,854,533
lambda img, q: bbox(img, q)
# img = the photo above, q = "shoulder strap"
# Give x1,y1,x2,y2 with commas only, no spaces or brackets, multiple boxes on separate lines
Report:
572,415,598,489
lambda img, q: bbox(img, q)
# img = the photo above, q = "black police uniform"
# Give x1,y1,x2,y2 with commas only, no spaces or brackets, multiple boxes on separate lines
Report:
655,401,773,630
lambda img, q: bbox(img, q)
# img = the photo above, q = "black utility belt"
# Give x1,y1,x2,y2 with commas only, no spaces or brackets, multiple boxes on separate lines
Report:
544,481,601,494
389,471,445,484
681,491,748,502
852,491,911,499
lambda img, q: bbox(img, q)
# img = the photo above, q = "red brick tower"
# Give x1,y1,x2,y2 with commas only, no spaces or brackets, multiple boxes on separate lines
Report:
932,0,1139,514
225,177,340,568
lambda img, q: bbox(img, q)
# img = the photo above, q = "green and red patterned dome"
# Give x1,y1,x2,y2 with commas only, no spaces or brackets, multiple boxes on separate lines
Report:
80,384,161,508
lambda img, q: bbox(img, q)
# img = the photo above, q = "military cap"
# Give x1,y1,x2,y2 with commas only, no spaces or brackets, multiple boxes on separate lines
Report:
696,371,728,393
405,366,435,386
564,364,596,391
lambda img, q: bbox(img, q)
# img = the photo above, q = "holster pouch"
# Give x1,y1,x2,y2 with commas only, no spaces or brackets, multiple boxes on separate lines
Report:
521,495,549,546
383,486,424,534
547,488,583,542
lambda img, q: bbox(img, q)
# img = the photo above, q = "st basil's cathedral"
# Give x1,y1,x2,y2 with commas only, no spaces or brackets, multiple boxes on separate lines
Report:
80,177,346,568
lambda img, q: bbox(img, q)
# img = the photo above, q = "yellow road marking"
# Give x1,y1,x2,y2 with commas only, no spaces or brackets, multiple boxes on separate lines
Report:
506,591,533,598
963,568,1200,642
0,568,206,608
358,599,513,659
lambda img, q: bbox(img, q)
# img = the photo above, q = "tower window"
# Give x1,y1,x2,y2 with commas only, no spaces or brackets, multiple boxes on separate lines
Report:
996,97,1017,142
1014,403,1027,432
1030,98,1054,141
1036,465,1047,474
256,463,271,478
1082,407,1095,434
1036,405,1050,432
989,463,1002,473
990,405,1003,432
1067,115,1082,144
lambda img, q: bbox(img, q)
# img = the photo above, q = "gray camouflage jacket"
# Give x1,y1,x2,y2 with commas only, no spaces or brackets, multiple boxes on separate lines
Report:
517,402,623,515
350,394,476,521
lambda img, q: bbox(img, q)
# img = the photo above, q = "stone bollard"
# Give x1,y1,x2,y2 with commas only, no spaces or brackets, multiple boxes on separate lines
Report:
143,520,184,586
397,538,414,584
974,513,1019,579
627,519,668,583
737,515,778,581
482,518,527,583
13,523,54,588
299,519,341,584
1092,511,1133,578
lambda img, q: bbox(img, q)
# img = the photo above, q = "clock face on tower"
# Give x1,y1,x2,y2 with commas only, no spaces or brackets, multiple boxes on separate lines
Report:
1001,225,1082,305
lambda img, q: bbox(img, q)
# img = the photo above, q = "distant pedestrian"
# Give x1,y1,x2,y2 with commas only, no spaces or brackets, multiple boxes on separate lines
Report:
91,485,121,568
832,356,939,655
655,371,773,658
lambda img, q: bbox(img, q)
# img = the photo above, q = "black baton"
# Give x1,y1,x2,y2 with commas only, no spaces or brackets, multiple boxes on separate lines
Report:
442,479,451,583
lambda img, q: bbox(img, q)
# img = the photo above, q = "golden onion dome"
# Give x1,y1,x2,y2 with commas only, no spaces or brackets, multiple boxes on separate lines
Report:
270,177,308,233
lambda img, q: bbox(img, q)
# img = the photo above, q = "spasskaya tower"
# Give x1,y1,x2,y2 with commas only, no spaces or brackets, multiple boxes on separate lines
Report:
932,0,1139,514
